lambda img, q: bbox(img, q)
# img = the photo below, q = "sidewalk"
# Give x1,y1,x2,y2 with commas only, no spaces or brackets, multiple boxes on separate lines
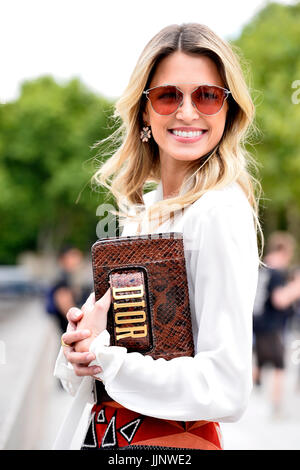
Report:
222,334,300,450
0,297,59,449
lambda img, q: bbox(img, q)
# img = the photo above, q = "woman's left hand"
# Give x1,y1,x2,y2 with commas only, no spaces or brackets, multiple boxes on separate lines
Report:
73,288,112,354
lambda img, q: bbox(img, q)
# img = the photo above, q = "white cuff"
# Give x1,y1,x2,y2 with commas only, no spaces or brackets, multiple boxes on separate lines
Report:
89,330,127,384
53,347,83,396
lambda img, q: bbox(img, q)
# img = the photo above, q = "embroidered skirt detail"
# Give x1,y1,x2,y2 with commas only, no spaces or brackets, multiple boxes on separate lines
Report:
81,401,223,450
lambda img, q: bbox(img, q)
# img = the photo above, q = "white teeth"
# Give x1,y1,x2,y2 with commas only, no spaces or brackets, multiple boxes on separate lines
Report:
171,130,205,137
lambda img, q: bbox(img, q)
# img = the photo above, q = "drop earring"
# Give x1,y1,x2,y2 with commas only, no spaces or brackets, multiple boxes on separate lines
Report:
140,125,152,142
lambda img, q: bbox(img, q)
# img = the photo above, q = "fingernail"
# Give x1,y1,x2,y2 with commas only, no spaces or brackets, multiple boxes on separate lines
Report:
82,329,91,335
86,353,94,361
94,367,102,373
74,310,82,318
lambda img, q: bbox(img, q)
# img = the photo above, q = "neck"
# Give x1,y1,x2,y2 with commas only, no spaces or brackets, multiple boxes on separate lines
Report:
160,158,189,200
159,147,218,200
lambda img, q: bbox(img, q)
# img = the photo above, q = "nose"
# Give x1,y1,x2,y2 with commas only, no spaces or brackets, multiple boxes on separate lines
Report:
175,93,199,120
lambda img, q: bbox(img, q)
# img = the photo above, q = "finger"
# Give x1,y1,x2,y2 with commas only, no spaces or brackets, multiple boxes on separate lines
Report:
95,288,112,312
62,329,91,346
66,320,76,333
63,344,75,361
73,364,102,377
66,307,83,323
65,351,96,365
81,292,96,314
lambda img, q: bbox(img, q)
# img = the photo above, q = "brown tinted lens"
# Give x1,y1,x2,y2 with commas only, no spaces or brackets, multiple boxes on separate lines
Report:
147,86,183,115
192,85,226,115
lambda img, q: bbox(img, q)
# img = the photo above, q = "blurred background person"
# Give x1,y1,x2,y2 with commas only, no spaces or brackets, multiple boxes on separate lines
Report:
253,231,300,417
290,279,300,391
45,245,91,334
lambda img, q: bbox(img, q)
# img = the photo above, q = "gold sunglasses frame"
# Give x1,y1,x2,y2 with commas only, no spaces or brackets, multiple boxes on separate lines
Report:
143,83,231,116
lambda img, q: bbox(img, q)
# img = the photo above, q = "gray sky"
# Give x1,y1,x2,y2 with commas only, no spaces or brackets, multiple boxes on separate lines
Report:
0,0,294,103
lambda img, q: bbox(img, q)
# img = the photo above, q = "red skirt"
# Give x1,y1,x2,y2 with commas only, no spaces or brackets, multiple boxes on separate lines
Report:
81,400,223,450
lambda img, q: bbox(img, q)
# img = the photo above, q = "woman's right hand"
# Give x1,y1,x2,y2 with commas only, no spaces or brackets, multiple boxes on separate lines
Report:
61,302,102,377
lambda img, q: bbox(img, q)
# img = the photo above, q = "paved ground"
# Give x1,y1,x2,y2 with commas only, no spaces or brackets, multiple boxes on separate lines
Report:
221,365,300,450
0,297,62,449
221,329,300,450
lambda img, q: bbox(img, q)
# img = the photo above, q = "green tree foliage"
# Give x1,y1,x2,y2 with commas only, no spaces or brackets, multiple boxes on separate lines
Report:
0,76,117,263
232,1,300,238
1,2,300,263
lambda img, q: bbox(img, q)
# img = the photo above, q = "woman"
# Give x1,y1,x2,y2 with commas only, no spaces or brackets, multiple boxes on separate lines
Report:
54,23,262,450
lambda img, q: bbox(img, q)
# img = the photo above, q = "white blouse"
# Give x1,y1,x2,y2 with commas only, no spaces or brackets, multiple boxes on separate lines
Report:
53,180,259,449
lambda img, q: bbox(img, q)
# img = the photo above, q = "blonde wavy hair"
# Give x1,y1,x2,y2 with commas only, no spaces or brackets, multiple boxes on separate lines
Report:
92,23,263,255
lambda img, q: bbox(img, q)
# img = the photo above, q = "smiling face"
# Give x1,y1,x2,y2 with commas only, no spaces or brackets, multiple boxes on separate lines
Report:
143,51,228,166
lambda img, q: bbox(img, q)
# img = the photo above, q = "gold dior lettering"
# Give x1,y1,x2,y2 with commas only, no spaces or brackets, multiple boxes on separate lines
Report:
112,284,147,340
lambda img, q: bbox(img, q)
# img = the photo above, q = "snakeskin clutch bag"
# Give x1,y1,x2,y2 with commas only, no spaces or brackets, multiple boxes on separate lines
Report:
91,232,194,360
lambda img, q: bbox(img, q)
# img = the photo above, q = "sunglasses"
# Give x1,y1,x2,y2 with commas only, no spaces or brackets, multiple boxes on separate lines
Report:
143,84,231,116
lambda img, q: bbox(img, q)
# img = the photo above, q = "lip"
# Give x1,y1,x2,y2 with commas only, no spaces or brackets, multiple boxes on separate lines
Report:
168,128,208,143
169,127,207,132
